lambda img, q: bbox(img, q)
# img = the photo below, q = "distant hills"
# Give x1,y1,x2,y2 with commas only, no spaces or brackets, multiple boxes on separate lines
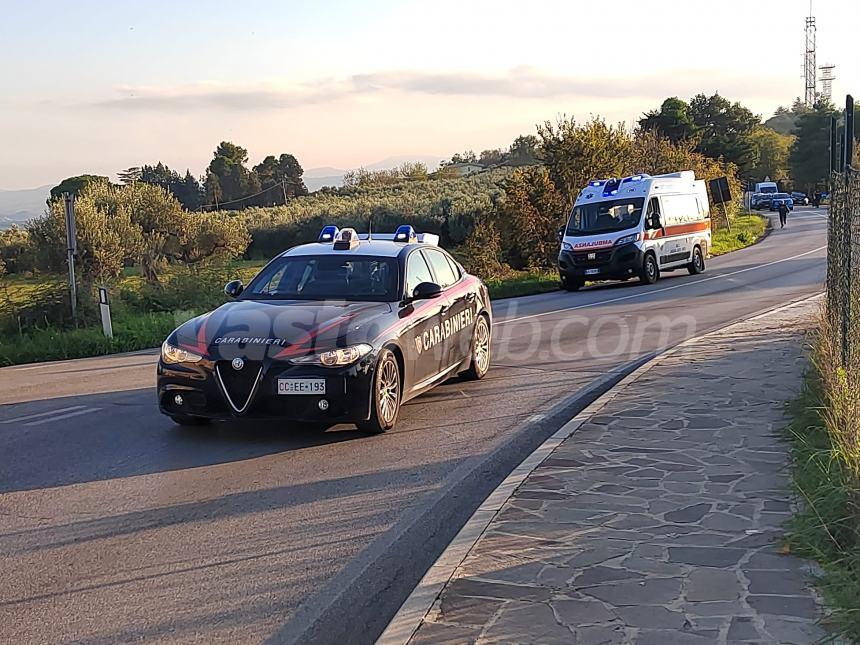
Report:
303,155,444,191
0,155,446,225
0,185,50,228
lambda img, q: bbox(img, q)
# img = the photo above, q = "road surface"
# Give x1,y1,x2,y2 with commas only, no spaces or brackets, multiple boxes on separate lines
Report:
0,209,827,644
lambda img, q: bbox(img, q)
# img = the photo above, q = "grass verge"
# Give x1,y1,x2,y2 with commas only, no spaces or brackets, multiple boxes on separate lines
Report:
485,270,559,299
785,370,860,642
710,213,769,256
0,313,177,366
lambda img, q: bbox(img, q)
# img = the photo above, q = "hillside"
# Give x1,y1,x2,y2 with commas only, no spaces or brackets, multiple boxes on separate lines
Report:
0,185,50,227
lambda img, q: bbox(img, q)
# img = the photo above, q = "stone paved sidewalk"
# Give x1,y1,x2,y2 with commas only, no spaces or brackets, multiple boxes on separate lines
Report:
407,299,826,645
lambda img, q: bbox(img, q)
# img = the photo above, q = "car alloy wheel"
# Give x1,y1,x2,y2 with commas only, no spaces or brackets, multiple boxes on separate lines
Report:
377,358,399,425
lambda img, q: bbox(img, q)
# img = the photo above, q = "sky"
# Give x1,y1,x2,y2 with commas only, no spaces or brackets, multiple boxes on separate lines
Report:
1,0,857,189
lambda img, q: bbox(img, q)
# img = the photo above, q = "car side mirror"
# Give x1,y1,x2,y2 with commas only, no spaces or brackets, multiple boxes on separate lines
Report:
224,279,244,298
557,226,565,242
412,281,443,300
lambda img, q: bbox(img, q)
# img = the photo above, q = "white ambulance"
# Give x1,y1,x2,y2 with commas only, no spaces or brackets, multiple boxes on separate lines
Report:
558,171,711,291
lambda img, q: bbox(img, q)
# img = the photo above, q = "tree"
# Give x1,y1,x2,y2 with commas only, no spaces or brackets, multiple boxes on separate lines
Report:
139,163,203,211
446,151,477,165
497,167,566,269
688,93,759,175
638,97,698,144
204,141,261,209
49,175,109,203
508,135,539,164
478,149,506,167
252,153,308,205
537,116,631,206
747,126,793,184
789,102,838,192
118,167,142,184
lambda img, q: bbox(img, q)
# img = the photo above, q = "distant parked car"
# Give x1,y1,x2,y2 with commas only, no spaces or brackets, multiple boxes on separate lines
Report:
769,193,794,211
752,193,773,210
791,191,809,205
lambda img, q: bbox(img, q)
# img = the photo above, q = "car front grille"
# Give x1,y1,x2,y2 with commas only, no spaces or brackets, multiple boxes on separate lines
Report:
216,360,264,413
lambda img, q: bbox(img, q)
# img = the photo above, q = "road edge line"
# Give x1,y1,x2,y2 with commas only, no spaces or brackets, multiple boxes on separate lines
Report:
376,290,825,645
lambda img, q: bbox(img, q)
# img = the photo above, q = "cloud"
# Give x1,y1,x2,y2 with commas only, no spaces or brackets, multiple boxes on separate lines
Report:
88,67,789,113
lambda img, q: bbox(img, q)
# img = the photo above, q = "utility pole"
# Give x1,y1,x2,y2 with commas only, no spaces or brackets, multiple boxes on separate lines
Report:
62,193,78,324
282,178,288,205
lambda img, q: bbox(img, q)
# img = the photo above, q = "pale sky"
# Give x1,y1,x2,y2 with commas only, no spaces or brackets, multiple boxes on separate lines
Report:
1,0,857,189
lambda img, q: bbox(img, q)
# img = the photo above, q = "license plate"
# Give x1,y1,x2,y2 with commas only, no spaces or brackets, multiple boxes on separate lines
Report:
585,268,600,275
278,379,326,395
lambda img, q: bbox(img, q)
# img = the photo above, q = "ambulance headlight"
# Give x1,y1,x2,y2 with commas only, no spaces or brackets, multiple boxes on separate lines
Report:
615,233,642,246
562,241,574,251
290,344,373,367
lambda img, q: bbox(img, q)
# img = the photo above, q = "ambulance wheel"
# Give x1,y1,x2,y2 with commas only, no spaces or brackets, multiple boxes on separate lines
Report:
358,349,400,434
639,253,659,285
562,278,584,291
687,246,705,275
462,314,491,381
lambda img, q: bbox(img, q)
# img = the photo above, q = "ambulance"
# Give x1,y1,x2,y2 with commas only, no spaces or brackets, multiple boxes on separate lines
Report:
558,171,711,291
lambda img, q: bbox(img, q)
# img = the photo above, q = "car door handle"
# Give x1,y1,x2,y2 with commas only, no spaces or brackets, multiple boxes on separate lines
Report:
440,302,452,315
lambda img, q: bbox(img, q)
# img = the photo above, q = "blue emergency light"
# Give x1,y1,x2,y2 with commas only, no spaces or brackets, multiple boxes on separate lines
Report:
394,225,417,243
318,225,340,243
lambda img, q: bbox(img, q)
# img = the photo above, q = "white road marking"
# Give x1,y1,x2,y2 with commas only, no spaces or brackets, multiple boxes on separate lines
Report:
24,407,102,426
0,405,87,424
497,244,827,327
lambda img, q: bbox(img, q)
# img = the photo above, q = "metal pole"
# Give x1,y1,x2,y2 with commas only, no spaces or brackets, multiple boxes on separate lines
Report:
842,95,854,368
830,116,839,179
63,193,77,324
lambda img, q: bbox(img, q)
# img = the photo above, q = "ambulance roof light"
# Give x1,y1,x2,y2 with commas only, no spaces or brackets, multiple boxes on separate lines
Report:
318,225,339,243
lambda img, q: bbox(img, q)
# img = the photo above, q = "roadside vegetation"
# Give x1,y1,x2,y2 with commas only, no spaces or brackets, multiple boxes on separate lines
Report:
710,213,769,256
786,358,860,641
0,91,815,366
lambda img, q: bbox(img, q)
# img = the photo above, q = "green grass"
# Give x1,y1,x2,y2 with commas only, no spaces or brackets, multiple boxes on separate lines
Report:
485,270,559,299
785,372,860,642
710,213,769,256
0,312,177,366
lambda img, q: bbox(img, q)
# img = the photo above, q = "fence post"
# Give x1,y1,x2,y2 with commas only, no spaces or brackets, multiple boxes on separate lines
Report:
842,95,855,369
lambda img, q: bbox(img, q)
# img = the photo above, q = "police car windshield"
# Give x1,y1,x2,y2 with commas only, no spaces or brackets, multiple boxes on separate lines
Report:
242,255,399,302
566,198,644,236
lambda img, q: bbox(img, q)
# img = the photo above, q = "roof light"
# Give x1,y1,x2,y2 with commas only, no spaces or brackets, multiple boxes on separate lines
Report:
318,225,339,243
417,233,439,246
394,225,417,243
333,227,360,250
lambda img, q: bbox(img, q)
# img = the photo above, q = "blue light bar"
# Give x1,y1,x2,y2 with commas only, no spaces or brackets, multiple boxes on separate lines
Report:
318,225,339,243
394,225,417,243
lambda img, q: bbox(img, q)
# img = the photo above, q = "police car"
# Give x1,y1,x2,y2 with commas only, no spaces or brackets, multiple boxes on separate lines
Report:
157,225,492,433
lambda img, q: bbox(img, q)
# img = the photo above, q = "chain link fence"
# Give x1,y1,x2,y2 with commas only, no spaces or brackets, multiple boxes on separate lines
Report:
827,168,860,373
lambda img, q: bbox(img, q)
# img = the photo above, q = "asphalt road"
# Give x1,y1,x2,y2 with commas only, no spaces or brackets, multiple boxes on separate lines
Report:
0,209,828,644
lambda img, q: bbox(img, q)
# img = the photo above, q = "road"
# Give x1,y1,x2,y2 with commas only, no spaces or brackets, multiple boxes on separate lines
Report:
0,209,827,644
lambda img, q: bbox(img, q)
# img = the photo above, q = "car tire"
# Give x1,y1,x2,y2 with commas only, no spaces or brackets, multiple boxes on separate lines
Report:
639,253,659,285
687,245,705,275
170,415,210,426
358,348,400,434
562,278,584,291
462,314,491,381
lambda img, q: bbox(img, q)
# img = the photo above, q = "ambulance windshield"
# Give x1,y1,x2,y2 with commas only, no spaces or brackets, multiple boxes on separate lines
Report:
566,198,644,236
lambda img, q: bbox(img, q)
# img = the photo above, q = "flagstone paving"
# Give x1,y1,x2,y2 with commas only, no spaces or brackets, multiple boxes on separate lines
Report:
407,299,826,644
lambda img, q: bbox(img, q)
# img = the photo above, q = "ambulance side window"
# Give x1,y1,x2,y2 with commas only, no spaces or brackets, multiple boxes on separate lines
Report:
646,197,662,229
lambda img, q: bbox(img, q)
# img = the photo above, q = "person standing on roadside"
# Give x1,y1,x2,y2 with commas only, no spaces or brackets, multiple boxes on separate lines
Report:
812,192,821,208
777,201,789,228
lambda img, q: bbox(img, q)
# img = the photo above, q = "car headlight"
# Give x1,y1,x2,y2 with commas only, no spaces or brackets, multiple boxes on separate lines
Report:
561,241,573,251
161,341,203,364
290,344,373,367
615,232,642,246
